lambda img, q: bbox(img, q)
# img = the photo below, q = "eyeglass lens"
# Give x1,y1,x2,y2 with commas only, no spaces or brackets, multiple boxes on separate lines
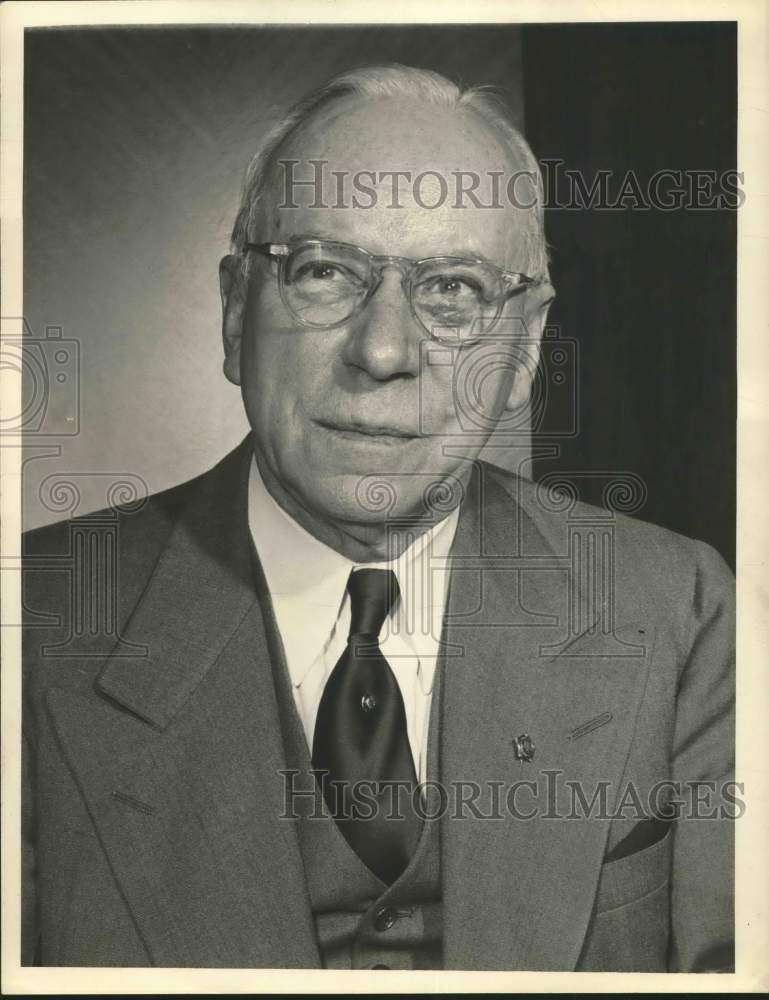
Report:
281,242,505,340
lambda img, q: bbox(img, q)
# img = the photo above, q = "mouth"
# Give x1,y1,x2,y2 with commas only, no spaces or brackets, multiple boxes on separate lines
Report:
314,418,419,443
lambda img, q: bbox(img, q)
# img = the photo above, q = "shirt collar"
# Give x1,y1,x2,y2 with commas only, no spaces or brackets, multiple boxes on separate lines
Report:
247,453,459,689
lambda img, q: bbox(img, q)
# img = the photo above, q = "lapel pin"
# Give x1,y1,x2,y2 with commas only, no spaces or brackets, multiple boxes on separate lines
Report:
512,733,535,763
569,711,613,742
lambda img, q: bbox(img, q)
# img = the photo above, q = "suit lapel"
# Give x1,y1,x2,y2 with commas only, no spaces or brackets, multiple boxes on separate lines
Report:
441,463,654,971
46,438,320,967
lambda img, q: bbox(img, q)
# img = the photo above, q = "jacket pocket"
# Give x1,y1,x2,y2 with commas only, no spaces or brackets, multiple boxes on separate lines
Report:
578,829,674,971
594,825,673,914
605,816,673,863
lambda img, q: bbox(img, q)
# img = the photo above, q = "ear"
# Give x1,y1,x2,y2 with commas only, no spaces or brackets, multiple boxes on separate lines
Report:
219,254,247,386
505,280,555,412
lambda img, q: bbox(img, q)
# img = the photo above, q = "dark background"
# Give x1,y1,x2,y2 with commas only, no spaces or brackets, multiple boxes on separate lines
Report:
523,22,737,568
24,23,736,568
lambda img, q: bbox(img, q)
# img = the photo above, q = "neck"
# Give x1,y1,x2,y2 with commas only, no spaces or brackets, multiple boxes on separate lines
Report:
253,449,460,563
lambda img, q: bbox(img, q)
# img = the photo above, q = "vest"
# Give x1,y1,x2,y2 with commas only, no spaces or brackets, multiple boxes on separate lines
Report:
255,553,444,970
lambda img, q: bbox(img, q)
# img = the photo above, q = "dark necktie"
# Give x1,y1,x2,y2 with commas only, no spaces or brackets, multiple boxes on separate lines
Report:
311,568,422,884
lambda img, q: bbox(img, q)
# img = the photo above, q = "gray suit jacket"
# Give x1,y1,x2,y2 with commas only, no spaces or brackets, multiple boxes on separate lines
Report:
21,438,735,969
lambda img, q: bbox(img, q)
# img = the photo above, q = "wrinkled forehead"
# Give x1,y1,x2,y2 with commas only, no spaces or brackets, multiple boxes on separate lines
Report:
261,95,537,267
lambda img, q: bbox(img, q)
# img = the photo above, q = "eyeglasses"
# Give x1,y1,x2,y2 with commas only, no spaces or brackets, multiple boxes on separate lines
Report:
244,238,536,346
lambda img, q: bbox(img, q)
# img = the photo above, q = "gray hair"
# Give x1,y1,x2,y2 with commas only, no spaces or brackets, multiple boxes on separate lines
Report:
230,63,550,282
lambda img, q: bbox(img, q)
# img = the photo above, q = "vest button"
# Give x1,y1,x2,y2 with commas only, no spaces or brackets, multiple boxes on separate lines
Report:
361,693,377,712
371,964,390,970
373,906,397,931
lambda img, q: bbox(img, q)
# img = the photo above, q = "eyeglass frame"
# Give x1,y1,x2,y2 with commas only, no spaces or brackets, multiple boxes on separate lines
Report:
244,238,538,346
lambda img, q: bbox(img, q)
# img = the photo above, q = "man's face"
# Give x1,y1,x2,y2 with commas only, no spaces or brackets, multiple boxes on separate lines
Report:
221,96,552,529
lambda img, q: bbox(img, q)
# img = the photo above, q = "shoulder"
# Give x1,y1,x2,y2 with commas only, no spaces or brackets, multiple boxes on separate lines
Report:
484,463,733,625
22,472,194,564
21,457,227,711
21,441,247,562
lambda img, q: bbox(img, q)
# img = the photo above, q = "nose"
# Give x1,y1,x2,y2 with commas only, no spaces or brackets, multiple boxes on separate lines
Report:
341,268,422,381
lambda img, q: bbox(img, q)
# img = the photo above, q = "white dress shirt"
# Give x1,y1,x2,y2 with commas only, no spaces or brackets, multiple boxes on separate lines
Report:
247,456,459,782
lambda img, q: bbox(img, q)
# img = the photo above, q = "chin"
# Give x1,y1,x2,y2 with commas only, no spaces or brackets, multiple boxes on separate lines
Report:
307,468,461,526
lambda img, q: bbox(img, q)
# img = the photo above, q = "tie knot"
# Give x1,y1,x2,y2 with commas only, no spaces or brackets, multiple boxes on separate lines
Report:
347,568,399,640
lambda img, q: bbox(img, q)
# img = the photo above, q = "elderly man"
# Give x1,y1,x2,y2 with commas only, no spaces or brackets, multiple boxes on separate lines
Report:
22,65,734,971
